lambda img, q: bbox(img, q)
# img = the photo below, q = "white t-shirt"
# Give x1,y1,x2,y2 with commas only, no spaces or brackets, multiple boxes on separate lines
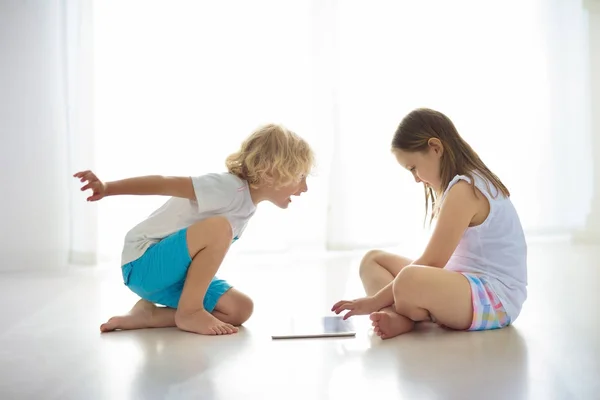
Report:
121,173,256,266
442,173,528,322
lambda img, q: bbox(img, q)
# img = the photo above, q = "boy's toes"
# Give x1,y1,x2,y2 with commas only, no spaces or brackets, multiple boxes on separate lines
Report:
100,317,120,332
219,324,237,335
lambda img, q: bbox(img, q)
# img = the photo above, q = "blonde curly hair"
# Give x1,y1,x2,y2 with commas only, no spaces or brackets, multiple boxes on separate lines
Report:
226,124,314,188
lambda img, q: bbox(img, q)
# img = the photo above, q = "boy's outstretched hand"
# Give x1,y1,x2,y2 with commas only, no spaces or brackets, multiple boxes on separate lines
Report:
74,170,107,201
331,296,379,320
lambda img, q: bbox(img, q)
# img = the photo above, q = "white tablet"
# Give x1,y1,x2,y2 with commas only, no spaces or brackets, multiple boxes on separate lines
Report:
271,315,356,339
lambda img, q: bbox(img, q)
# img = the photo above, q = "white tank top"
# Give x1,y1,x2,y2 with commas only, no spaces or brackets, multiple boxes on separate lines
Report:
442,173,528,322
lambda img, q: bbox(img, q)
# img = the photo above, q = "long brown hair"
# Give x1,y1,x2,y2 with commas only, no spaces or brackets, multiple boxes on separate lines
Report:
391,108,509,224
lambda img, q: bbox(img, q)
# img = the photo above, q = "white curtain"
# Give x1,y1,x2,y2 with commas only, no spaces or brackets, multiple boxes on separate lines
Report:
64,0,96,264
92,0,592,261
0,0,94,271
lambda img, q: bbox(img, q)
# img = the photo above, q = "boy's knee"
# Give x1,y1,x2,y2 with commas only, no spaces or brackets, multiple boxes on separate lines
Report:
359,249,384,278
205,217,233,242
229,294,254,326
187,217,233,248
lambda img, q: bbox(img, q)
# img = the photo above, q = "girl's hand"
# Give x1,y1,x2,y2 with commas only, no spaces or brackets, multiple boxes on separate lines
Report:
74,170,107,201
331,296,379,320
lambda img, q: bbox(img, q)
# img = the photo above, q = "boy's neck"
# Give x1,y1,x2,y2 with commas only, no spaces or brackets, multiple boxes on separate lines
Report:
248,185,270,206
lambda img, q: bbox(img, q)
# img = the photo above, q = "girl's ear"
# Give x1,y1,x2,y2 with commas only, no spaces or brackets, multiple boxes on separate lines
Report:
428,138,444,157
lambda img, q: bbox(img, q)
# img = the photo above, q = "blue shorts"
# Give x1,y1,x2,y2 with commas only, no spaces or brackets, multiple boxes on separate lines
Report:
121,228,232,312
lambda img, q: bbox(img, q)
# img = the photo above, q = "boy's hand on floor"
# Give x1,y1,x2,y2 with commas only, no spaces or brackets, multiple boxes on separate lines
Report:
74,170,107,201
331,296,379,320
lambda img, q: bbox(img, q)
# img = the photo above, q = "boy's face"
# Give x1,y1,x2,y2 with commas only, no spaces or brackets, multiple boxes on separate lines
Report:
270,175,308,209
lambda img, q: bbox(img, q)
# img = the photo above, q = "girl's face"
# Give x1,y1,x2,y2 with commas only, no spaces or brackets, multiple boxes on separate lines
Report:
393,140,443,192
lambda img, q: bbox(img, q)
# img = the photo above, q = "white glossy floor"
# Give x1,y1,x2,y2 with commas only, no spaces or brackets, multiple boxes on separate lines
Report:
1,240,599,400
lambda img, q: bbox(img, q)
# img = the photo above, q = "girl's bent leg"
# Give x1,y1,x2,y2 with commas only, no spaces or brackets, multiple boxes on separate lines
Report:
392,266,473,330
359,250,417,339
359,250,414,295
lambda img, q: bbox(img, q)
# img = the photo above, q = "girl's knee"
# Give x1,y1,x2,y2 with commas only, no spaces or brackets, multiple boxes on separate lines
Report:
359,249,384,277
393,267,431,321
393,266,422,299
395,265,422,284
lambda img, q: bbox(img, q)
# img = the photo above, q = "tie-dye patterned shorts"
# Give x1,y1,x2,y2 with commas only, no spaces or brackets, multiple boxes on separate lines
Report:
462,273,511,331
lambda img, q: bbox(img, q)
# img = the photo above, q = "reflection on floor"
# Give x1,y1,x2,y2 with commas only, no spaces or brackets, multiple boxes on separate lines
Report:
1,240,598,399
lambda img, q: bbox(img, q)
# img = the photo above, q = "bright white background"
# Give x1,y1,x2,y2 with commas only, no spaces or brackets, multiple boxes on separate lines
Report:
93,0,592,261
0,0,596,270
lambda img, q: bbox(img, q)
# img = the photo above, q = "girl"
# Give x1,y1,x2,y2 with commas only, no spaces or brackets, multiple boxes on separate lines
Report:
75,123,314,336
332,108,527,339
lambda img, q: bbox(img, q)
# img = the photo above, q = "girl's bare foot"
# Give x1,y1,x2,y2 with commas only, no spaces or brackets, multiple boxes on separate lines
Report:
175,309,238,335
370,309,415,339
100,299,159,332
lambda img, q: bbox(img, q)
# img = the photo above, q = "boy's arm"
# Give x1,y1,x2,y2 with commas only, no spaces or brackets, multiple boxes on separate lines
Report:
74,170,196,201
105,176,196,200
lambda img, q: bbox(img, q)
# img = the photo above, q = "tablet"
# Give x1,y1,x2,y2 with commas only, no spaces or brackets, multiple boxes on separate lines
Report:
271,315,356,339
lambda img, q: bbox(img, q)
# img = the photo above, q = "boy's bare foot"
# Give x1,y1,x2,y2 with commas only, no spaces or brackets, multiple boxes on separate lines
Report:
100,299,158,332
175,309,239,335
370,309,414,339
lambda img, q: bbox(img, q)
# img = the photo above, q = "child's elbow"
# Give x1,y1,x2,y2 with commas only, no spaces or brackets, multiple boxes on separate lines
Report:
414,257,447,269
427,260,447,268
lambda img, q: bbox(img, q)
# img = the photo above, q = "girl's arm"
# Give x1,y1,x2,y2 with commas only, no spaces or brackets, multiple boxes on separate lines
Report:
371,181,480,306
74,170,196,201
371,281,395,309
333,181,481,318
414,180,481,268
